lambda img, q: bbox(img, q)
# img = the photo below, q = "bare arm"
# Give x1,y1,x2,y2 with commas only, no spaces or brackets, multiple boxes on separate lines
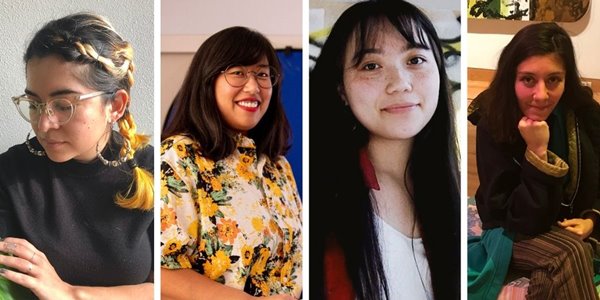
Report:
161,268,252,300
161,269,297,300
0,238,153,300
69,283,153,300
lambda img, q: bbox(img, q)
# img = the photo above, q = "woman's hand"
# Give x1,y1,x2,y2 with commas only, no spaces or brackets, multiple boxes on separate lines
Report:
0,237,75,300
558,218,594,239
518,116,549,160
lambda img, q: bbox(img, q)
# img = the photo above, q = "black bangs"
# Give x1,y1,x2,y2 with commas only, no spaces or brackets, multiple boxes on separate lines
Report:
348,13,434,68
214,27,280,72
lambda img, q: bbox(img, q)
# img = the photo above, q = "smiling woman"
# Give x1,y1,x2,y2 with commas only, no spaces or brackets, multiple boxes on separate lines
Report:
160,27,302,300
214,60,274,134
514,54,566,123
468,22,600,299
341,20,440,141
309,0,460,299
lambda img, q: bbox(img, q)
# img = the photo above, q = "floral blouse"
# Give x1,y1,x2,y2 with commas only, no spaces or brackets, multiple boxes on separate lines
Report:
160,134,302,298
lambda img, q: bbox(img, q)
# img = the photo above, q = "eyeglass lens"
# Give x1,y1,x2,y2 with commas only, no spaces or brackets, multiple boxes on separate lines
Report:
15,98,74,124
223,65,278,88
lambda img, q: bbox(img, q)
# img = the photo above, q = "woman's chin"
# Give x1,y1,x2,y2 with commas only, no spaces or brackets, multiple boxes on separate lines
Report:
525,113,548,122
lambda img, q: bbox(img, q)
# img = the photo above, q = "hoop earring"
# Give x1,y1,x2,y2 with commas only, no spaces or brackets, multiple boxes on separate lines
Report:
25,131,46,157
96,139,132,167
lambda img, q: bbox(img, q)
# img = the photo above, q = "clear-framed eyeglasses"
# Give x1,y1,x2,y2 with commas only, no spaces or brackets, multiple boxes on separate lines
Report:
11,91,112,125
221,64,279,89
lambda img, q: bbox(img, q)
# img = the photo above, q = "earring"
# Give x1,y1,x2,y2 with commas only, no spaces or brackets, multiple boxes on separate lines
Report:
25,131,46,157
96,139,132,167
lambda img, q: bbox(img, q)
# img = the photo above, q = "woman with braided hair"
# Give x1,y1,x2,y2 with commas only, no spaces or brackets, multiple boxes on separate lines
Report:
0,13,153,299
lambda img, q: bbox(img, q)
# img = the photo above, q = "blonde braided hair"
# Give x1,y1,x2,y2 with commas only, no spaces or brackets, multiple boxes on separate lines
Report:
69,16,152,211
25,13,154,210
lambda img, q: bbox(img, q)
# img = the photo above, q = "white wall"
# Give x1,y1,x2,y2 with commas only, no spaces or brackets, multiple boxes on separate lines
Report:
162,0,302,52
467,2,600,79
161,0,302,126
0,0,154,153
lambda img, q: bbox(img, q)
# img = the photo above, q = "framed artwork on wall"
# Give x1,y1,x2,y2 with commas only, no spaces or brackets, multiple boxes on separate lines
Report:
467,0,589,21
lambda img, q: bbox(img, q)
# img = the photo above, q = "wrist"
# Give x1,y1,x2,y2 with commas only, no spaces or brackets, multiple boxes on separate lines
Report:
69,285,86,300
528,147,547,160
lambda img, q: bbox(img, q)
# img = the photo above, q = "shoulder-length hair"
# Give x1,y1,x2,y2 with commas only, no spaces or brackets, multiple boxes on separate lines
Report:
162,26,290,160
310,0,460,299
481,22,591,144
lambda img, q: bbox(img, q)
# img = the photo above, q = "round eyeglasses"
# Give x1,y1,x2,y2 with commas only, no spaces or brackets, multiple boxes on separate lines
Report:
11,91,112,125
221,64,279,89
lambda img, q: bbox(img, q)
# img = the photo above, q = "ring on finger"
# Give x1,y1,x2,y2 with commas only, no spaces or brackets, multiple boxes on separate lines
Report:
30,251,36,261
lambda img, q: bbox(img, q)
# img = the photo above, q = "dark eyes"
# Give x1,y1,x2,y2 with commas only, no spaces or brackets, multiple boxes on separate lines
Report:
361,63,381,71
408,57,426,65
547,76,561,84
359,57,426,71
255,71,271,78
520,76,534,86
519,76,563,88
228,70,245,77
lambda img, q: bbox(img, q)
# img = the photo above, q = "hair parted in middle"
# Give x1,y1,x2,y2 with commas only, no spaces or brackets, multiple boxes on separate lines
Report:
24,12,153,211
310,0,460,299
162,26,291,161
479,22,593,144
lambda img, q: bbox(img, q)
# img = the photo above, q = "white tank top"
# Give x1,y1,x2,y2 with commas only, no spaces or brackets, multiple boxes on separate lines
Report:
375,214,434,300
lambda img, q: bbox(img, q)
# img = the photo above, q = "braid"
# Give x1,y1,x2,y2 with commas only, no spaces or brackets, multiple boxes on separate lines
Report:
74,41,151,211
74,41,133,82
25,13,153,211
114,44,135,88
115,111,153,211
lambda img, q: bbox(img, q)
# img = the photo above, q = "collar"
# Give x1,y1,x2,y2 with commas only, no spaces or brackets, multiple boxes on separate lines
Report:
359,148,380,190
234,133,257,150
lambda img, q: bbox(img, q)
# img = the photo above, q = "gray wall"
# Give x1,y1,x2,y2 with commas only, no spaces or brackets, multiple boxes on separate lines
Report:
0,0,154,153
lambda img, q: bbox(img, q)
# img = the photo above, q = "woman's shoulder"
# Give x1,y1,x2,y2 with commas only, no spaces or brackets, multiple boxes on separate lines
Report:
270,155,299,186
468,89,492,126
0,143,31,166
135,143,154,170
573,99,600,151
161,134,201,155
271,155,293,170
160,134,211,171
572,98,600,131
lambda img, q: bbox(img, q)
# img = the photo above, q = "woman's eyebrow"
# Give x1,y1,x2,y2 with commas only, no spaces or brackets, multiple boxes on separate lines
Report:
516,71,565,76
24,88,80,97
24,89,37,97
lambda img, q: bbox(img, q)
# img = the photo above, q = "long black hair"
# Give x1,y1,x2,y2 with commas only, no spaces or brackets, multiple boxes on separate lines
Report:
310,0,460,299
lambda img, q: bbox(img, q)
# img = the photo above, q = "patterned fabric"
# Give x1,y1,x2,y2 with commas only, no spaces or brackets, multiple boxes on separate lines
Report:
498,277,529,300
512,227,598,300
160,134,302,298
468,204,483,237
